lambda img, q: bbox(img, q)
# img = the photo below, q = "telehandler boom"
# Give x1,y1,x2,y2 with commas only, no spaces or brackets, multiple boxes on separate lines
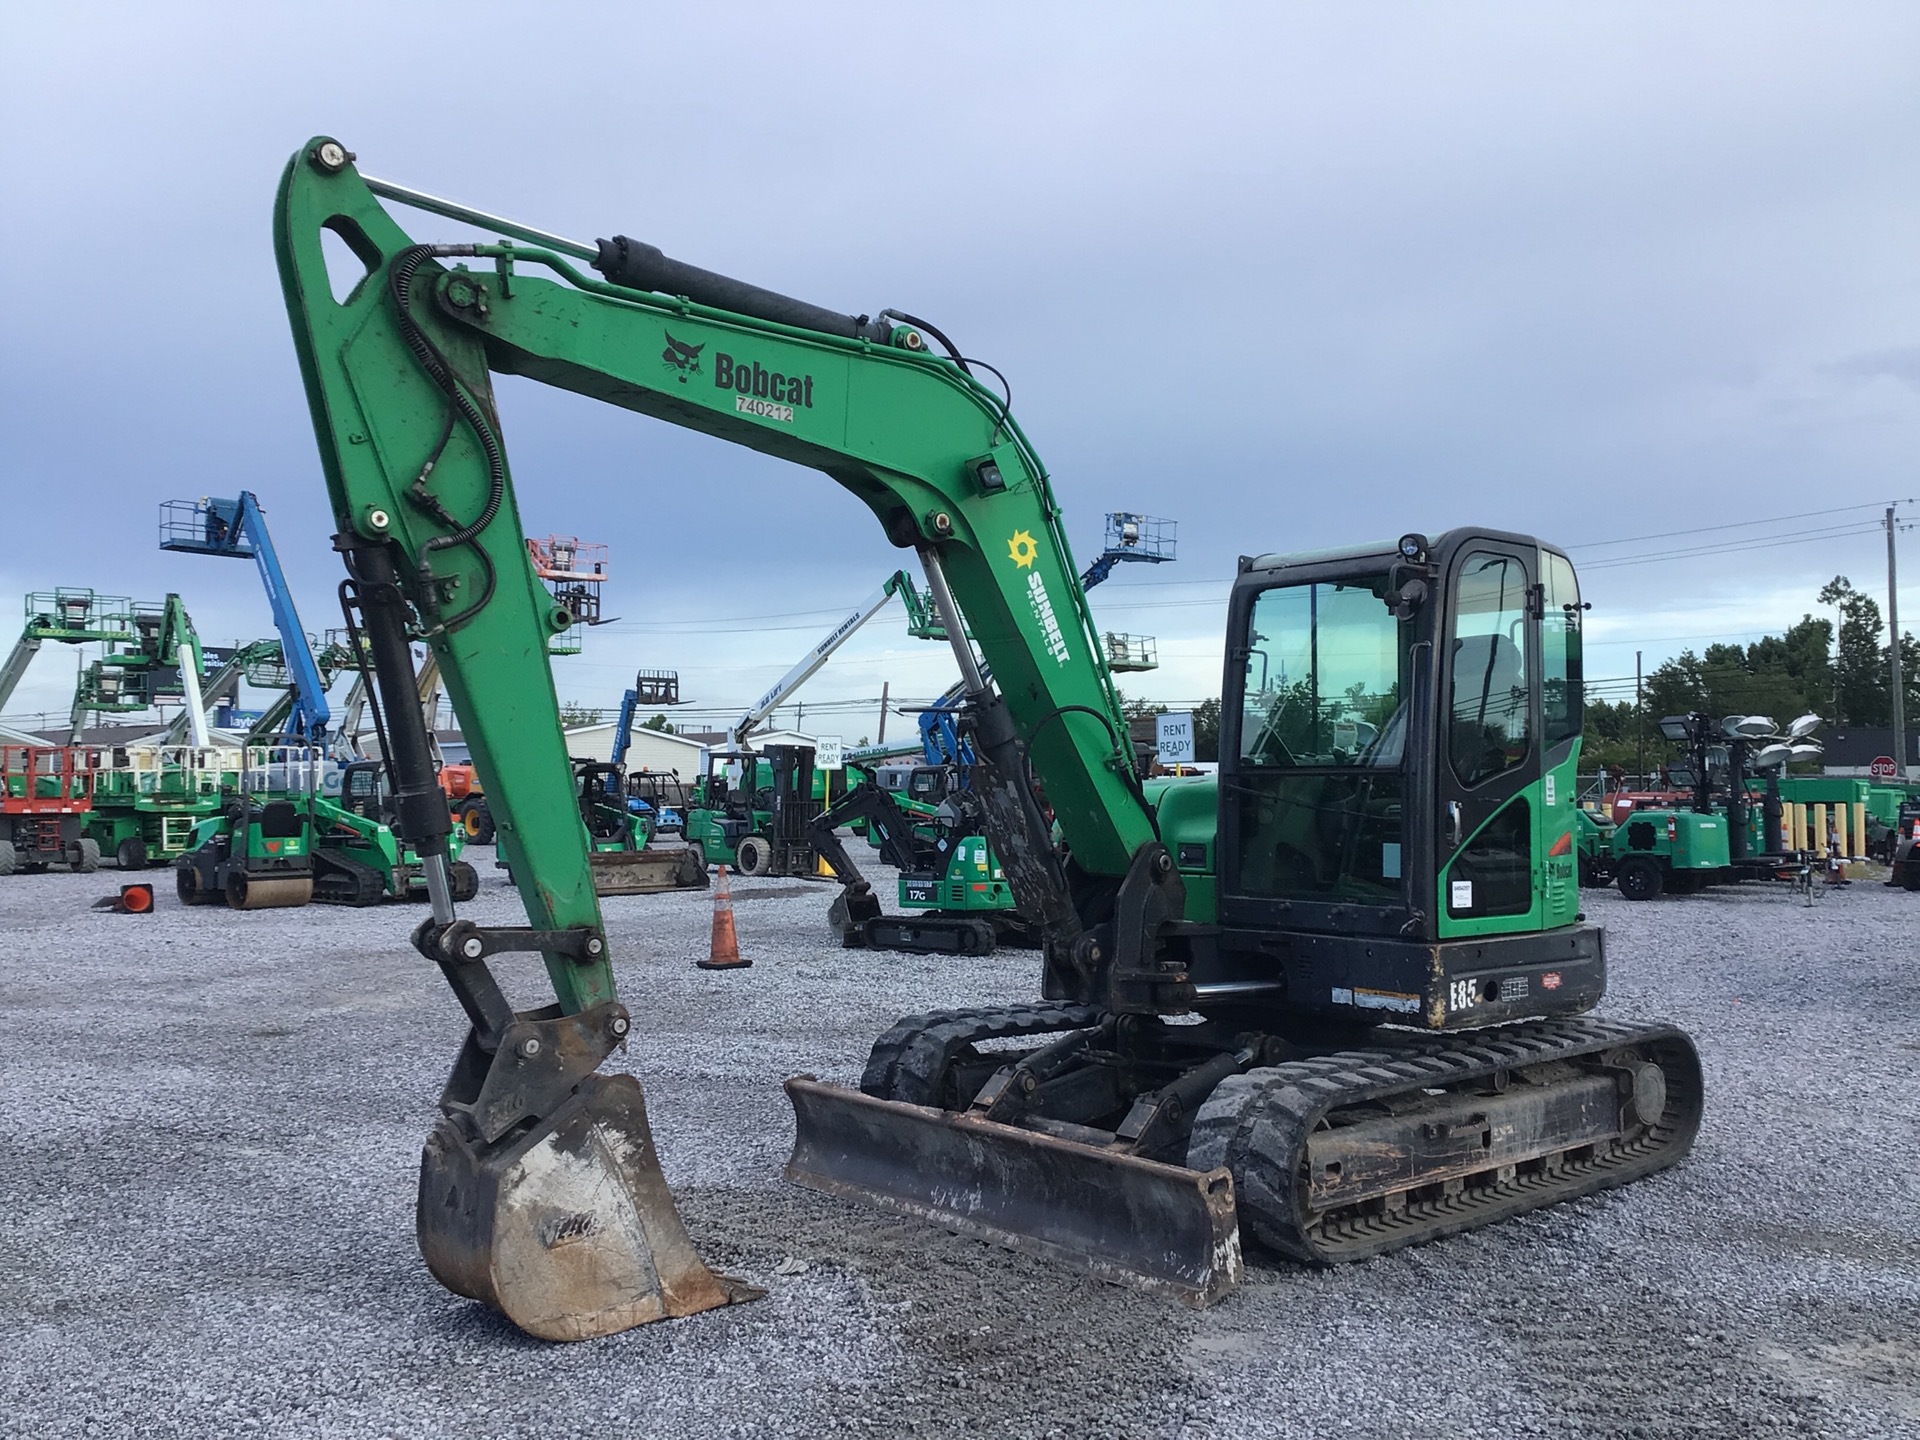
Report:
276,138,1701,1340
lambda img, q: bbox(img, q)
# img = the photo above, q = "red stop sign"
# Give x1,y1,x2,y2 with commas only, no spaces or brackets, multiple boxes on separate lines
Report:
1869,755,1898,778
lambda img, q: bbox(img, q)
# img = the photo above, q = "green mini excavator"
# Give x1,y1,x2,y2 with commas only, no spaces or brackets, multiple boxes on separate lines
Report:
275,138,1702,1341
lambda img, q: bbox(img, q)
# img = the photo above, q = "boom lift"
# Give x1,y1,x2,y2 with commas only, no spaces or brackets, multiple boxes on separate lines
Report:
1080,511,1174,674
0,592,134,876
275,140,1701,1339
70,594,210,744
0,590,139,717
604,669,694,833
525,535,609,656
148,639,295,746
606,670,689,834
160,493,335,746
610,670,683,772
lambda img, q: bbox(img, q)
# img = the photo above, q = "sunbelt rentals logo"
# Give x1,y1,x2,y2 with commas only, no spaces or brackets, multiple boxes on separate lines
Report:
1008,529,1069,666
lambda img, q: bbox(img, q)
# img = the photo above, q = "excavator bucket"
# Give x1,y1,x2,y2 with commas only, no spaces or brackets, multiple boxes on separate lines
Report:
589,845,710,895
784,1078,1242,1305
419,1074,761,1341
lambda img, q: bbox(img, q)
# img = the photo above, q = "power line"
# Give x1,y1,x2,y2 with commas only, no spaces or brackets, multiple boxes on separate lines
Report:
1578,522,1884,572
1570,499,1910,553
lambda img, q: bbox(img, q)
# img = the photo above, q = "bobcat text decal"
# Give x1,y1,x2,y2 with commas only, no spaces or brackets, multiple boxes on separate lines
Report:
714,352,814,424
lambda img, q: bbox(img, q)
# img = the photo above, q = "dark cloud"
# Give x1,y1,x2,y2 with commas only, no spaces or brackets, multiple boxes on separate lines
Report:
1821,346,1920,389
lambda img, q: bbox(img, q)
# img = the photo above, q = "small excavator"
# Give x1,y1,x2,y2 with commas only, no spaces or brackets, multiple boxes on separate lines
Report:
275,138,1703,1340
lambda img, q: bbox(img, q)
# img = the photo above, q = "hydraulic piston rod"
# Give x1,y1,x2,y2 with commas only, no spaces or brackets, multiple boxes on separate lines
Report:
361,174,599,262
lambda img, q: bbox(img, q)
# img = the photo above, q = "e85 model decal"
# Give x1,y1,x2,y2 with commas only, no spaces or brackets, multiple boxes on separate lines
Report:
1450,975,1531,1013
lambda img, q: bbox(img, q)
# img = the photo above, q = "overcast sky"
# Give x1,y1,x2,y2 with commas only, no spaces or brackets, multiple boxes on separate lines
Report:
4,4,1916,737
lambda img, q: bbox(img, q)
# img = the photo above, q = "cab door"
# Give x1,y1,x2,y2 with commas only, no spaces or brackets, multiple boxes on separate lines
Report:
1436,541,1543,937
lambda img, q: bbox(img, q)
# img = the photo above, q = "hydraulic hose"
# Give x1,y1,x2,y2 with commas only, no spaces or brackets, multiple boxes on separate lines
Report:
387,245,504,632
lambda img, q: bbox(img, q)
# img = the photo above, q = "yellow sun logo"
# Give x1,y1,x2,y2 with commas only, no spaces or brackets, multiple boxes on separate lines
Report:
1008,530,1039,569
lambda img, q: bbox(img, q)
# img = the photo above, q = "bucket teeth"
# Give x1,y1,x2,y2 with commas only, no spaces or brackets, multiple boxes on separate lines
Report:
419,1073,762,1341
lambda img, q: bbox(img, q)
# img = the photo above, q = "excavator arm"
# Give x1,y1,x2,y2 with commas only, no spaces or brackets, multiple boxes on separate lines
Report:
278,142,1152,903
275,137,1171,1339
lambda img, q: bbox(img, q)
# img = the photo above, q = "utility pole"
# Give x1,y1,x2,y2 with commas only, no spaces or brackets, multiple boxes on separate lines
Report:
1635,649,1644,784
876,680,889,743
1890,505,1907,779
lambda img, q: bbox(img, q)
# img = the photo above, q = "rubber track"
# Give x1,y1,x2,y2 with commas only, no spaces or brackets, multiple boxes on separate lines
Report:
860,914,998,958
859,1003,1101,1106
1186,1016,1703,1265
312,850,385,907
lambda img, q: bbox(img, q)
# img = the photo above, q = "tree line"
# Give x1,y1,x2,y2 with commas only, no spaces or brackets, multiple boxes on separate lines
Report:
1119,574,1914,774
1583,575,1917,770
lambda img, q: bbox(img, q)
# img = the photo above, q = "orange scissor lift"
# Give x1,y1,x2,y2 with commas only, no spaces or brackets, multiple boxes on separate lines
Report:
0,743,101,875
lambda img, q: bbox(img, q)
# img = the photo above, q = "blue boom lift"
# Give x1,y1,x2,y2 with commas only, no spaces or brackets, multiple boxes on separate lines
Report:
159,493,332,747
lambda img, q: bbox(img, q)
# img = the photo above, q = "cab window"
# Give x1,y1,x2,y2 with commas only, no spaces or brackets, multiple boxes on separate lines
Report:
1449,552,1531,788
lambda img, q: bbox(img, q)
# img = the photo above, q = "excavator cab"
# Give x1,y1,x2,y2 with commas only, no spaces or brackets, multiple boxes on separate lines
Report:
1216,529,1596,1023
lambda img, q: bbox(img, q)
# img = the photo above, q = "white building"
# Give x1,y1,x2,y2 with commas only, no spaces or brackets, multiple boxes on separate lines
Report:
560,721,710,776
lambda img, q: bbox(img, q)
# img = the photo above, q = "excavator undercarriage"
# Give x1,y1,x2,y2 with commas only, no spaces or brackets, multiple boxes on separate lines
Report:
791,1006,1700,1300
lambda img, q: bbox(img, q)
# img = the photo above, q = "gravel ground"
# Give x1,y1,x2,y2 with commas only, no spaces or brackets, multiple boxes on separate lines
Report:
1,856,1916,1439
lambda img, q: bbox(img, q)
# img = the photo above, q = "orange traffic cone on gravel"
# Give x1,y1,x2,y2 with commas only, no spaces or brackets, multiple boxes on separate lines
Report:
92,883,155,914
698,865,750,971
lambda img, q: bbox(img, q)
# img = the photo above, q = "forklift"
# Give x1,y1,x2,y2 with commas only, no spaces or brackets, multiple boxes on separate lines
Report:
686,743,830,877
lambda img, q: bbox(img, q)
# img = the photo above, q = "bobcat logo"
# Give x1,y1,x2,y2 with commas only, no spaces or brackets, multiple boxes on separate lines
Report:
661,331,705,381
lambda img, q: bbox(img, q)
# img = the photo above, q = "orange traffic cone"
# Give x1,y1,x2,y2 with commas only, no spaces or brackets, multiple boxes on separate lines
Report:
698,865,750,970
92,883,155,914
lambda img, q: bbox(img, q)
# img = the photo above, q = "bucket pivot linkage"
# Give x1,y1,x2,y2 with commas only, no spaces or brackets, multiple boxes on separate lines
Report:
412,916,761,1340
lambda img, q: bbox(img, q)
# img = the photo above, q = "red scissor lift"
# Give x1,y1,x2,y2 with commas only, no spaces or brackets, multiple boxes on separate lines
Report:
0,743,100,874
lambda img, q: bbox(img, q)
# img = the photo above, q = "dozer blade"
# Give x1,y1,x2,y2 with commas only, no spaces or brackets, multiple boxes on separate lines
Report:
784,1077,1242,1306
419,1073,761,1341
589,845,709,896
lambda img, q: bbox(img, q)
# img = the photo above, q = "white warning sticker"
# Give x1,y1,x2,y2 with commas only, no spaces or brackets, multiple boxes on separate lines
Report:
1450,879,1474,910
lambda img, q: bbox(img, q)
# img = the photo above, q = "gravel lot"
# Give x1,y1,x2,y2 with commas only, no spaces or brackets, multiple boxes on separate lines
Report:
2,856,1915,1439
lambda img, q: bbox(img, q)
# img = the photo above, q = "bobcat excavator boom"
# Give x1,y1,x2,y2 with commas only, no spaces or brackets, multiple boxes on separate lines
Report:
276,138,1700,1339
